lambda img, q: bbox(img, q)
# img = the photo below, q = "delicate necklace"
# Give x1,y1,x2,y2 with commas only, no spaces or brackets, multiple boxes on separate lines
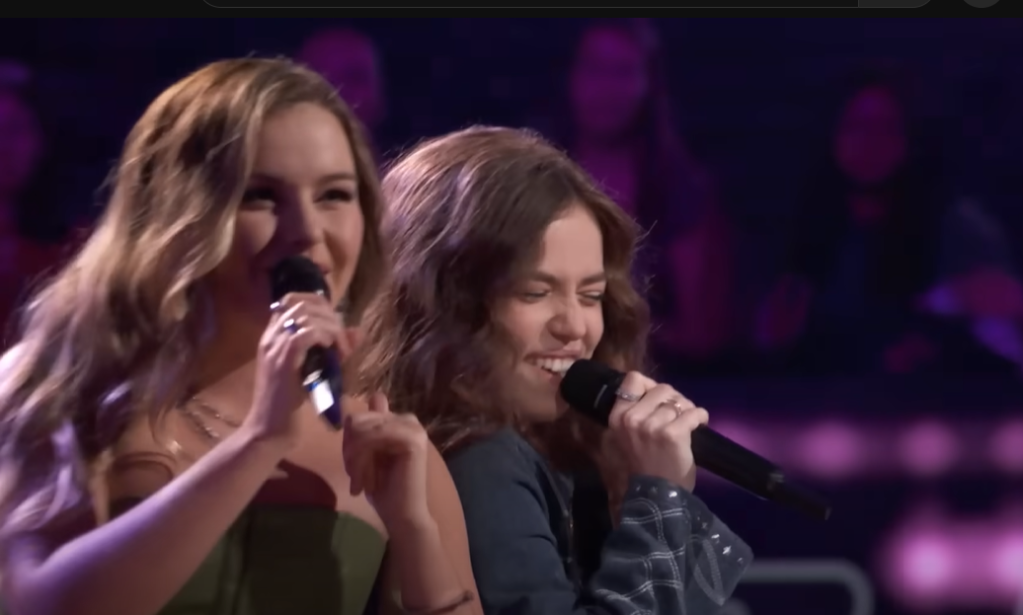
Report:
178,397,241,442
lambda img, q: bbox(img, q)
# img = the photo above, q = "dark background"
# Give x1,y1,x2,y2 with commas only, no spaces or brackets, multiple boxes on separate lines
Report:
1,17,1021,615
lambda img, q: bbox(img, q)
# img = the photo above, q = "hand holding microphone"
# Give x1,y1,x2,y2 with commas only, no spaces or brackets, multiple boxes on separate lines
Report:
242,292,358,449
239,256,355,448
561,360,831,519
607,371,709,493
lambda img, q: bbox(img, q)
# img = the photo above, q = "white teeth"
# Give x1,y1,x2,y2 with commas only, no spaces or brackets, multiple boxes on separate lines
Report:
530,358,575,374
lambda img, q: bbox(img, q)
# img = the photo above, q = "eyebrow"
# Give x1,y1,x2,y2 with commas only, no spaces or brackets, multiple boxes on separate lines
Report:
528,271,607,286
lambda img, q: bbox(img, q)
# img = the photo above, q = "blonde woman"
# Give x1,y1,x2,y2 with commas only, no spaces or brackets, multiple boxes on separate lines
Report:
0,59,479,615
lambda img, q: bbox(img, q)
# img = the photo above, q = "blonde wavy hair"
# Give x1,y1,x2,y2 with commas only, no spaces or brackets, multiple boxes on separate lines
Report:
0,58,384,553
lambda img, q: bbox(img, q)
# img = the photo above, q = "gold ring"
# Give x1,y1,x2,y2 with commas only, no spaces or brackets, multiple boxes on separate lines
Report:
660,399,684,417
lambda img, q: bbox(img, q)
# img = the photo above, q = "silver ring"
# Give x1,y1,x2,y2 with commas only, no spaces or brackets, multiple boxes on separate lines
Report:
615,388,642,403
281,318,298,333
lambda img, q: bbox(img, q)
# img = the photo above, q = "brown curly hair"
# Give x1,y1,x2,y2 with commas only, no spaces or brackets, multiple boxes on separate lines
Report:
357,126,650,468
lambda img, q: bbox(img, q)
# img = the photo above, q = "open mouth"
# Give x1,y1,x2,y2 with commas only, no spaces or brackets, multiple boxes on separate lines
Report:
527,357,576,379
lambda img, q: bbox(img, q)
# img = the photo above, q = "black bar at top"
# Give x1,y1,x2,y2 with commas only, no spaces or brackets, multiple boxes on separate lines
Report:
204,0,931,6
860,0,930,6
205,0,859,5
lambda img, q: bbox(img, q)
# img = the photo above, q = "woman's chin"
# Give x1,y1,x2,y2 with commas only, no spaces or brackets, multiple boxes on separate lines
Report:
554,396,571,416
515,397,566,425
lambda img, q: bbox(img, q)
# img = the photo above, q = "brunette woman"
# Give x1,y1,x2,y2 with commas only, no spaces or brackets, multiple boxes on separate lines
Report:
360,126,751,615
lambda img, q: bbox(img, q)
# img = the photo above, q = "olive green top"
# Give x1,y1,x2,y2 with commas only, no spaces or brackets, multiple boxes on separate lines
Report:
0,507,387,615
158,507,387,615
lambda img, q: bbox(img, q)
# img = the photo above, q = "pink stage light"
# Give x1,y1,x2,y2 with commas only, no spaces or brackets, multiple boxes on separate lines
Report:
991,521,1023,600
879,505,1023,611
798,421,864,479
902,537,954,591
883,527,955,610
878,504,955,610
990,419,1023,474
899,421,960,478
703,414,1023,479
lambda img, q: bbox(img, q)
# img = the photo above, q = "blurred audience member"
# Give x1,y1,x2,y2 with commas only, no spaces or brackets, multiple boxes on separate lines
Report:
0,62,74,345
757,66,948,374
540,18,735,371
297,26,390,158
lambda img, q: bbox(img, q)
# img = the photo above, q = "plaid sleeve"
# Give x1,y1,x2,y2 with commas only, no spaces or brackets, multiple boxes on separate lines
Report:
592,476,753,615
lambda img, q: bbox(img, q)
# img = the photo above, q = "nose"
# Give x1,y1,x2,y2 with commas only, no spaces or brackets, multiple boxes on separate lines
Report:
548,298,587,343
276,194,323,254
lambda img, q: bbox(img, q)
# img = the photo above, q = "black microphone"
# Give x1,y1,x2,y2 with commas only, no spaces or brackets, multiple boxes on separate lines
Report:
559,360,831,520
269,255,343,429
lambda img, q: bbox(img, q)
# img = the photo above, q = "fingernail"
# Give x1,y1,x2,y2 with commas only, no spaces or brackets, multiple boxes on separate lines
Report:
269,301,281,312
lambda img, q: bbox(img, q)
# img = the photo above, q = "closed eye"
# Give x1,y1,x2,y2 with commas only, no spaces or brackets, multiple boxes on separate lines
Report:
241,186,276,207
320,187,356,206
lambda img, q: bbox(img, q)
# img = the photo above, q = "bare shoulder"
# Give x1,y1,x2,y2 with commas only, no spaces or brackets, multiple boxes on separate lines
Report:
424,438,462,507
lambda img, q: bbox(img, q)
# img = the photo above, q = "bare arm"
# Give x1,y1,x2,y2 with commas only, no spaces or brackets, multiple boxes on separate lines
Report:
1,424,287,615
379,443,482,615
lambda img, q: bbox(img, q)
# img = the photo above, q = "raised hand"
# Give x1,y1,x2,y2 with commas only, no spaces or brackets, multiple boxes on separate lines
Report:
342,393,432,530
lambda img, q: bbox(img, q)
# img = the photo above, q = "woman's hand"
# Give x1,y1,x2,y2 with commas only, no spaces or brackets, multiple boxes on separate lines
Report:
342,394,432,530
240,292,356,450
607,371,709,492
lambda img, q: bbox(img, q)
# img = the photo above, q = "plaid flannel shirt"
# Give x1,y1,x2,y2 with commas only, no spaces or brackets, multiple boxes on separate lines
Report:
446,429,752,615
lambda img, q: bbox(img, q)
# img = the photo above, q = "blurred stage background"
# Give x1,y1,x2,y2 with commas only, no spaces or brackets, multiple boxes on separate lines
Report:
0,17,1021,615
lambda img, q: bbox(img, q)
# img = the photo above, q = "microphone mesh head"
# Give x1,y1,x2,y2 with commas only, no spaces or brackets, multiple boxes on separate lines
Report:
269,256,329,301
559,359,624,426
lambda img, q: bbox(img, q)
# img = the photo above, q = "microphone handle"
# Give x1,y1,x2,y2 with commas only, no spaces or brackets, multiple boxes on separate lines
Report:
691,426,831,520
558,360,831,519
691,424,779,494
592,369,829,518
301,346,344,429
